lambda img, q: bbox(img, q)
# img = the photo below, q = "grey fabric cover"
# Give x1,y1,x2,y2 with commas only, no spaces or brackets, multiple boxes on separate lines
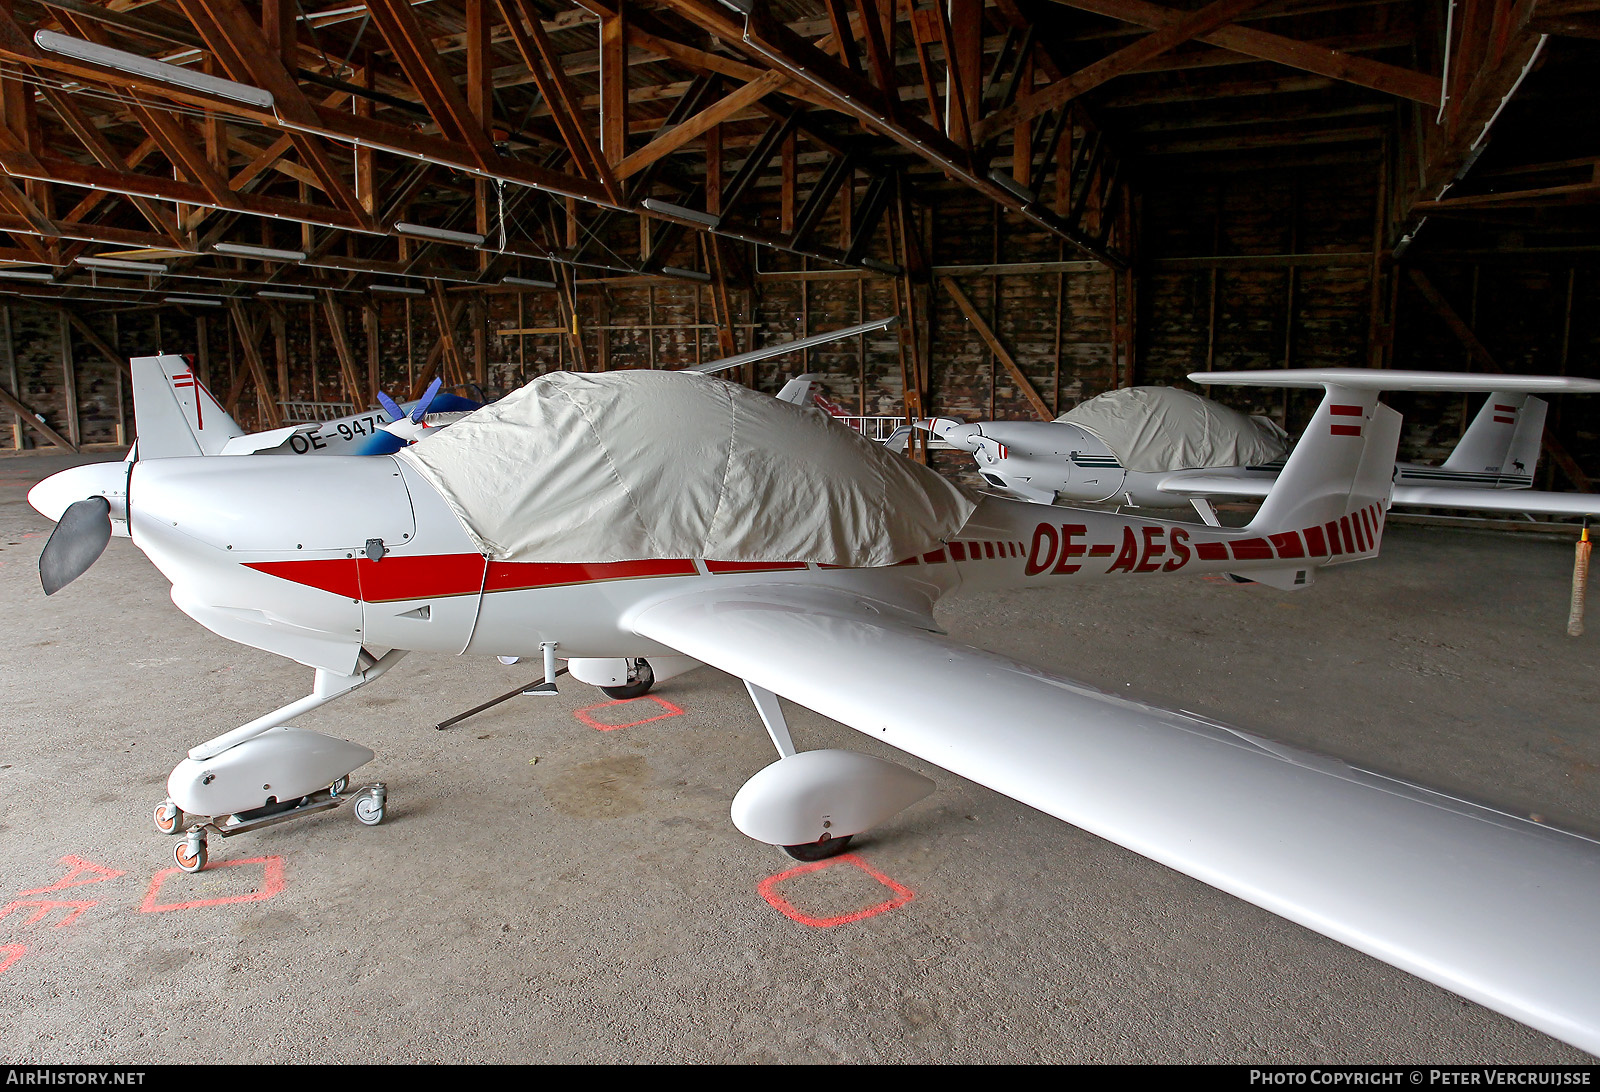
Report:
397,369,977,565
1058,386,1290,473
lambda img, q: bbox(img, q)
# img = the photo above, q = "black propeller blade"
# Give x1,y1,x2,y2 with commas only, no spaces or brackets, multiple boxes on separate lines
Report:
39,496,112,596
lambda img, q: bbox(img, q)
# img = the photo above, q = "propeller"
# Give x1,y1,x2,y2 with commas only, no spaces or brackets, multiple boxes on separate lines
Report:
377,378,444,445
39,496,112,596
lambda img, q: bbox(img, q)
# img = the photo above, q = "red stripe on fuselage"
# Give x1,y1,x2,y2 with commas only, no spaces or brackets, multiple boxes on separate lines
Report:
247,554,700,602
703,560,808,575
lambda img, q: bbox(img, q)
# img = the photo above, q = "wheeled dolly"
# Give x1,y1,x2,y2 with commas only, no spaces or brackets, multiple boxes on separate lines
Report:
154,651,407,872
157,780,387,873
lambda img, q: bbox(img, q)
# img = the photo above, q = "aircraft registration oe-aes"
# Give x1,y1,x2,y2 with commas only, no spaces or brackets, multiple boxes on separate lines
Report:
923,378,1600,522
25,357,1600,1057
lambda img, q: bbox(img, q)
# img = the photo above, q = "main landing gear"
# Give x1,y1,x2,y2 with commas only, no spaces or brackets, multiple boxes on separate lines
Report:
155,650,406,872
730,680,935,861
601,658,655,700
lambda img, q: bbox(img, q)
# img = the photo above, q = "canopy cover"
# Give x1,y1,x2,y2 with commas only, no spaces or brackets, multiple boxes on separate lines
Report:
1057,386,1290,473
397,369,977,566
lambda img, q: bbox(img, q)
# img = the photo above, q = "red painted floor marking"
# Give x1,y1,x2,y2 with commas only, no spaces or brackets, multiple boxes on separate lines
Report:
0,899,97,929
19,855,128,895
0,945,22,976
757,853,915,928
139,856,287,913
574,695,686,731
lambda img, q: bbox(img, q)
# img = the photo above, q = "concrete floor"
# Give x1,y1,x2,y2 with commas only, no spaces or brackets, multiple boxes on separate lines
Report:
1,452,1597,1064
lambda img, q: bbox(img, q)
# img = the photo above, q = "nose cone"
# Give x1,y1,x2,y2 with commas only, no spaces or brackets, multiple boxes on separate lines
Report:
28,461,129,523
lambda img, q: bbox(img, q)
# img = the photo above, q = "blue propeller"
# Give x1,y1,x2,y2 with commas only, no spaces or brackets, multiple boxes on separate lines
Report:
364,378,453,455
377,377,443,426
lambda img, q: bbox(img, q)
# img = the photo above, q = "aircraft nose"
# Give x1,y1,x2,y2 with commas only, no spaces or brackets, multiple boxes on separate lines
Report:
28,461,130,523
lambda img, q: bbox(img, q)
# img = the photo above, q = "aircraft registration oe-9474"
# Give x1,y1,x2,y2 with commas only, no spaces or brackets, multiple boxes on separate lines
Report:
25,358,1600,1057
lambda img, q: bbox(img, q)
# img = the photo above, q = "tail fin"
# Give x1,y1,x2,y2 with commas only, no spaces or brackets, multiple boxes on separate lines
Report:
1244,385,1401,568
775,373,823,406
1189,372,1406,587
130,354,245,458
1439,392,1544,486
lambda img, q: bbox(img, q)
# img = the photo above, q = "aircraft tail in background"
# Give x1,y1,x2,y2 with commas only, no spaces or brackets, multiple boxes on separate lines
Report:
1428,392,1546,487
130,354,246,458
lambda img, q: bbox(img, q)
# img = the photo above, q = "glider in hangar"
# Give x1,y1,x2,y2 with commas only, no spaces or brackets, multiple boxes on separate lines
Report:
26,360,1600,1055
922,379,1600,522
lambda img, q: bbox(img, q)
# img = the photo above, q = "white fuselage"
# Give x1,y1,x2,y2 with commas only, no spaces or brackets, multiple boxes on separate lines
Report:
962,420,1531,510
111,453,1371,676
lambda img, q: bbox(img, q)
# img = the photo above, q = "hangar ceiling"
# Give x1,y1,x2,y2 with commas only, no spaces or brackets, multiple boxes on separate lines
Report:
0,0,1593,451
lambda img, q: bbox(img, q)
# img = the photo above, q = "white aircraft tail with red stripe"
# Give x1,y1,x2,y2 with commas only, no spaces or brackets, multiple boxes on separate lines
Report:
1192,369,1600,579
1437,392,1545,485
130,354,246,458
1242,385,1401,568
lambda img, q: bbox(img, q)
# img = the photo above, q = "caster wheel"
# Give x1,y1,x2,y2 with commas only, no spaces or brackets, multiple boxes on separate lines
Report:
329,776,349,797
600,658,655,700
782,834,853,862
153,799,183,835
175,836,207,873
353,793,385,826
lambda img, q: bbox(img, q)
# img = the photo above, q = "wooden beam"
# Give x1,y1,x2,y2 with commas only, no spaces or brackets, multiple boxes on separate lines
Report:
424,281,470,395
0,376,75,451
60,311,129,379
939,275,1053,421
163,3,372,224
600,8,628,166
1406,268,1498,371
1406,267,1591,491
1042,0,1442,104
851,0,901,113
37,87,183,245
320,293,369,411
975,0,1270,146
226,303,283,429
498,0,621,202
616,70,788,179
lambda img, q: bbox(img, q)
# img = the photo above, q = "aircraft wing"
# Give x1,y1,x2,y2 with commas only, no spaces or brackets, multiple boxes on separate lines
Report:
686,316,898,375
625,582,1600,1054
1391,486,1600,518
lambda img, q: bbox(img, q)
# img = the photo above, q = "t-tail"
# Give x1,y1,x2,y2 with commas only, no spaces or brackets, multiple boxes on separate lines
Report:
1239,382,1400,584
1427,392,1545,488
1193,368,1600,587
130,354,246,458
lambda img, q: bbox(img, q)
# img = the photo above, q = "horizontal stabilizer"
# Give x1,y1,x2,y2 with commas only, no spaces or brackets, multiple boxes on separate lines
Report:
219,424,316,455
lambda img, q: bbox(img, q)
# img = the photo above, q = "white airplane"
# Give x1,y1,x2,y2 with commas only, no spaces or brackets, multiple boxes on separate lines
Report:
924,382,1600,521
136,319,895,459
26,361,1600,1055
